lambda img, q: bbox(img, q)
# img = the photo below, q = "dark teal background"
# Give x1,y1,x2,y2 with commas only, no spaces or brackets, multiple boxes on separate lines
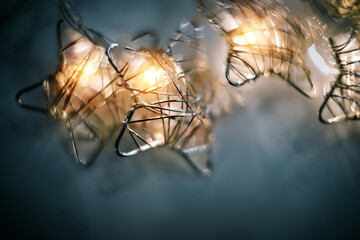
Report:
1,0,360,239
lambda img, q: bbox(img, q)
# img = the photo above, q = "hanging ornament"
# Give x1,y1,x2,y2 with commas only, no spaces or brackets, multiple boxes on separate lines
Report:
16,0,128,166
195,0,315,97
168,16,245,117
113,18,215,175
303,0,360,123
319,30,360,123
16,0,216,174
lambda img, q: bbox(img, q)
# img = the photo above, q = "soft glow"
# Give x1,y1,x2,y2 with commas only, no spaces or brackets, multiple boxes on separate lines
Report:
307,44,339,75
233,32,257,45
17,0,214,172
142,67,163,89
82,61,98,76
77,61,102,90
202,0,315,97
230,24,276,74
129,64,168,92
59,47,112,96
245,32,256,44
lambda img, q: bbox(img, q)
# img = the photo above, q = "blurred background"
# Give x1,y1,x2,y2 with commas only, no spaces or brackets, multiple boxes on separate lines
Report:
1,0,360,239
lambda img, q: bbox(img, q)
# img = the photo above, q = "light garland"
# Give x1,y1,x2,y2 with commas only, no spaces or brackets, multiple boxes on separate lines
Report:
17,0,217,174
16,0,360,175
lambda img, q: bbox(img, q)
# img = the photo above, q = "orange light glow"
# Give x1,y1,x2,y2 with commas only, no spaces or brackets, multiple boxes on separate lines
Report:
233,31,257,45
82,61,98,76
130,65,168,92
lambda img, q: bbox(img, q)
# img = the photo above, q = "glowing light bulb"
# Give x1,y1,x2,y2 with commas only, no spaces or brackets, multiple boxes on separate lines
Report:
82,61,98,76
142,67,161,89
232,31,257,45
115,42,214,175
73,49,106,90
127,61,169,93
244,32,257,44
16,4,214,175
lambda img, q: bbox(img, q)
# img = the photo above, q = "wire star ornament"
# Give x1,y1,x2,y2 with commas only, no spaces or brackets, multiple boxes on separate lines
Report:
114,51,213,174
319,29,360,123
16,0,216,175
112,21,215,174
195,0,316,97
302,0,360,124
301,0,360,123
17,20,121,165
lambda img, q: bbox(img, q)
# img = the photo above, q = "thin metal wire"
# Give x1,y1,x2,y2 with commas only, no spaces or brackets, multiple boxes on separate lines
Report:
58,0,122,75
16,80,48,113
52,20,121,166
15,1,130,166
318,28,360,124
58,0,115,49
304,0,360,124
195,0,316,97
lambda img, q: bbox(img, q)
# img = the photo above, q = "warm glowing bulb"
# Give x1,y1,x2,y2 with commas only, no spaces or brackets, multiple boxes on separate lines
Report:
233,32,256,45
143,67,158,87
244,32,257,44
76,60,102,88
232,29,264,48
82,61,98,76
130,66,168,92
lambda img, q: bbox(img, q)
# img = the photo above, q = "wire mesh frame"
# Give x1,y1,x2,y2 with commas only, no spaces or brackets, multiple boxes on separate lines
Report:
321,0,360,26
16,0,214,174
196,0,315,97
16,20,123,166
319,28,360,124
114,21,214,175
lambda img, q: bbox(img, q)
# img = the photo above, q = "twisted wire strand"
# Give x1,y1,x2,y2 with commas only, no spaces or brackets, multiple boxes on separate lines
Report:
58,0,114,49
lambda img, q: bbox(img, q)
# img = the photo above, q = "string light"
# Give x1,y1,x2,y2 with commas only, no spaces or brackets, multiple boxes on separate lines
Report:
112,20,215,175
319,30,360,123
303,0,360,123
195,0,316,97
16,21,122,166
16,0,215,174
15,0,360,175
